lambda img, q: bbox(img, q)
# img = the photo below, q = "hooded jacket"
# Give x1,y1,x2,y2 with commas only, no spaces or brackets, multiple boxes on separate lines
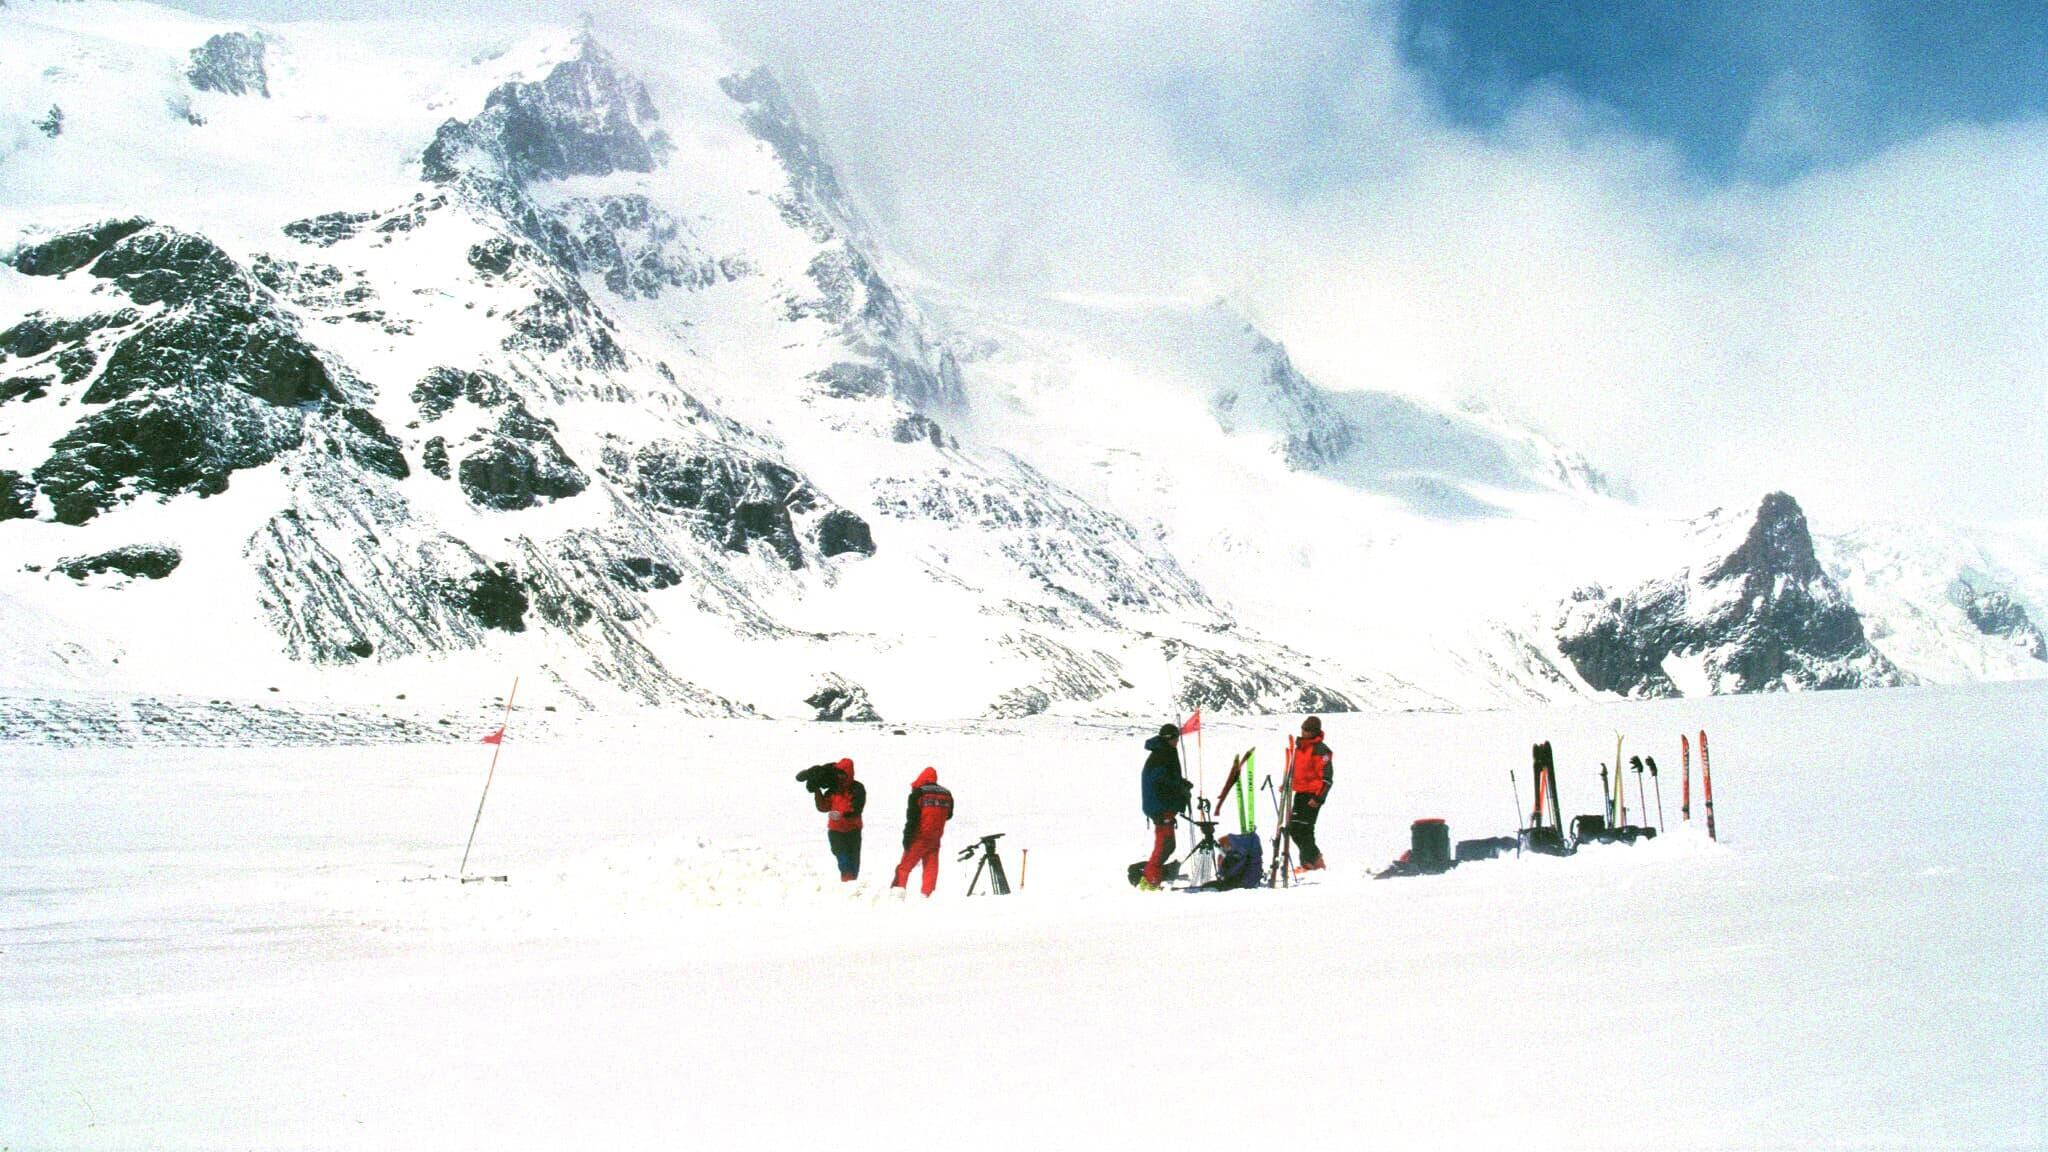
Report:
814,757,866,832
1141,736,1192,820
902,767,953,846
1287,737,1334,799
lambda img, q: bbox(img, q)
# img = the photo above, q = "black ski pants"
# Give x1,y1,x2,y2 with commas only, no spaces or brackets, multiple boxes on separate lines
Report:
828,829,862,879
1287,794,1324,867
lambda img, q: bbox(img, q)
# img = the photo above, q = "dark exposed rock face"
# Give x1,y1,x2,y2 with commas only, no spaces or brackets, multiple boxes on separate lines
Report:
2,374,52,405
815,509,875,558
36,390,304,524
36,106,63,138
607,556,681,591
6,220,395,524
0,470,34,521
1951,580,2047,661
188,32,270,98
806,679,879,722
461,565,529,632
1557,493,1906,697
633,443,810,568
410,367,586,510
457,424,587,511
11,218,151,277
422,35,669,186
57,544,182,581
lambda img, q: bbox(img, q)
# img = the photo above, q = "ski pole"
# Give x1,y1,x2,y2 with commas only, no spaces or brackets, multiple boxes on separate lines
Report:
1509,769,1523,856
1630,756,1648,828
1647,756,1665,832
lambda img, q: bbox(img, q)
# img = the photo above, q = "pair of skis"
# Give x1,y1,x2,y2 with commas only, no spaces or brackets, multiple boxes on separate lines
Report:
1679,731,1717,840
1211,736,1295,887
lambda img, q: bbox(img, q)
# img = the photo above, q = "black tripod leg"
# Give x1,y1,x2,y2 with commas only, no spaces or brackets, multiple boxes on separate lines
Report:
968,854,987,895
989,854,1010,895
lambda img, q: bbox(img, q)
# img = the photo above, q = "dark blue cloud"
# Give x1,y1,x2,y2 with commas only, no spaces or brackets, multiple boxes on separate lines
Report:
1397,0,2048,180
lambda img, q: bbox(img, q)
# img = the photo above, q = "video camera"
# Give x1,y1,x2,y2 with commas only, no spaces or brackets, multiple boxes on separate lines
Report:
794,763,845,796
956,832,1004,862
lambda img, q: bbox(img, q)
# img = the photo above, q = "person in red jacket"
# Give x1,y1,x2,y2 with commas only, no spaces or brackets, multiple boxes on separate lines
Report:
815,758,865,881
890,767,954,897
1286,715,1334,872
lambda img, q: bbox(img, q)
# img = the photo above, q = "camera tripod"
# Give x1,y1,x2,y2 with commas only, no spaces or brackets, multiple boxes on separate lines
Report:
959,833,1012,895
1179,798,1221,888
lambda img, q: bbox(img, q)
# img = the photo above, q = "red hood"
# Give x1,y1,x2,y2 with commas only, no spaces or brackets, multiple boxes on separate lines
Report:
914,767,938,787
836,757,854,780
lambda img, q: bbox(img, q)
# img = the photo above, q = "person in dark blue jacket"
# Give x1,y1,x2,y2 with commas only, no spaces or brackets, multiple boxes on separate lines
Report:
1200,832,1264,891
1139,724,1191,888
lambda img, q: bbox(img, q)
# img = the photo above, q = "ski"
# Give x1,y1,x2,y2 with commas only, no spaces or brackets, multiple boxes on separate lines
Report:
1613,734,1627,827
1681,734,1691,821
1215,747,1257,835
1700,729,1717,841
1265,736,1296,887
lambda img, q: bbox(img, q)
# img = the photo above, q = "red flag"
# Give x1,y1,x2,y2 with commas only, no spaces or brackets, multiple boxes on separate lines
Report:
480,726,504,745
1179,709,1201,736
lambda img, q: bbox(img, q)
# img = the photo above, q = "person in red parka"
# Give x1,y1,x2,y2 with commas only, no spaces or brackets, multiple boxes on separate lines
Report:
1286,715,1334,872
815,758,865,881
890,767,954,897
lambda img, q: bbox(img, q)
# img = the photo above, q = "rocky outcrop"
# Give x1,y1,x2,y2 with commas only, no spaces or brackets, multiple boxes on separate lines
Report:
0,471,33,521
806,677,879,722
188,32,270,98
1950,579,2046,661
7,220,399,524
422,35,670,185
56,544,181,581
1557,493,1907,697
721,67,965,414
624,441,873,571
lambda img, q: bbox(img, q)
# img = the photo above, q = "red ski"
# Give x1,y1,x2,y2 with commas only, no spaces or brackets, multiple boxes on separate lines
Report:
1699,729,1717,841
1681,734,1691,821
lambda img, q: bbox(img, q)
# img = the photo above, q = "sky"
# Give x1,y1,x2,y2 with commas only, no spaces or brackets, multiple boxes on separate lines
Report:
160,0,2048,525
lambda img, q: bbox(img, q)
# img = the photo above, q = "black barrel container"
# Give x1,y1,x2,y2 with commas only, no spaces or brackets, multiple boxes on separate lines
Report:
1411,818,1452,873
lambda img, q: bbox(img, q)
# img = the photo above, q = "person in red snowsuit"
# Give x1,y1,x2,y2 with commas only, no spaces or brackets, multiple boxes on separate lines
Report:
1286,715,1334,871
890,767,954,896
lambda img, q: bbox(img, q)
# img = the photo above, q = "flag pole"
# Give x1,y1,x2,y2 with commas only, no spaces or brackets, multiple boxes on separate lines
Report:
459,677,518,878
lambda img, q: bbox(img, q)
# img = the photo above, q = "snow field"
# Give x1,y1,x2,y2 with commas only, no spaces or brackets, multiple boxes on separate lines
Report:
4,681,2044,1149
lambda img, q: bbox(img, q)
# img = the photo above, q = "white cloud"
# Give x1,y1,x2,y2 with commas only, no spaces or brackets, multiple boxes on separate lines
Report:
160,0,2048,525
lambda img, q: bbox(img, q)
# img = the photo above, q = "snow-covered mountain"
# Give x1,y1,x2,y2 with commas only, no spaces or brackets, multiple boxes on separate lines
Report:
0,2,2041,718
1556,492,1907,697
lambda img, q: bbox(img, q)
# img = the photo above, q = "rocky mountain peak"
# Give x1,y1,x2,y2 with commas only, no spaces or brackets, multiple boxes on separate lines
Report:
1708,491,1822,588
421,35,670,186
1555,491,1906,697
187,32,269,98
